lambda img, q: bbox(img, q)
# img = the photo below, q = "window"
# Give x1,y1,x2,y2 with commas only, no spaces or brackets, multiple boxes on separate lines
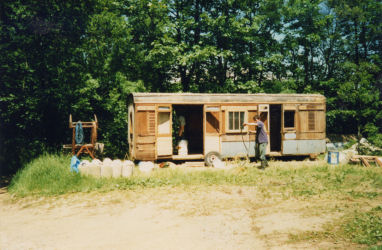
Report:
158,112,170,134
228,111,245,132
284,110,295,128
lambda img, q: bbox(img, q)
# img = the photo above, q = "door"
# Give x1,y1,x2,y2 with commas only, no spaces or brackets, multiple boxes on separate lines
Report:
269,104,282,152
135,105,156,160
157,105,172,156
204,106,220,154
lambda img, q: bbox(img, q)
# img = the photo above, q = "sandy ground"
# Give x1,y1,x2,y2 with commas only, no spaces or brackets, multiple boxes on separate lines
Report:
0,185,356,250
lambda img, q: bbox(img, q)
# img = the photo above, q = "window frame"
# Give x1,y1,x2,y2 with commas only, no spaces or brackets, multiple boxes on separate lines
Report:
225,109,247,133
157,105,172,136
283,110,296,129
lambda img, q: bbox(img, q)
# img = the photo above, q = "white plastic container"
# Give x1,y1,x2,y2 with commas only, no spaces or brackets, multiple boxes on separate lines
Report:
103,158,112,166
138,161,155,173
178,139,188,156
112,159,122,178
88,164,101,178
122,161,134,177
78,160,90,176
101,164,113,178
78,164,88,176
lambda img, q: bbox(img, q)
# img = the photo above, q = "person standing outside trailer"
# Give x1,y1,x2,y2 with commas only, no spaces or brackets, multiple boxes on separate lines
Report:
243,114,269,169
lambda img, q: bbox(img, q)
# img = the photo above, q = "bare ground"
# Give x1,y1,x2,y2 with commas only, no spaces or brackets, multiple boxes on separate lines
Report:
0,183,369,250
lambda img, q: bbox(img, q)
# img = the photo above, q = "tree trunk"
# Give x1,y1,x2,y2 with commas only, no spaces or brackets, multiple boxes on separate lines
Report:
354,18,359,65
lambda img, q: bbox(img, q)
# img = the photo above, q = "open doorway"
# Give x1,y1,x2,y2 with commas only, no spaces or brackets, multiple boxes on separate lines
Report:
172,105,203,155
270,104,282,152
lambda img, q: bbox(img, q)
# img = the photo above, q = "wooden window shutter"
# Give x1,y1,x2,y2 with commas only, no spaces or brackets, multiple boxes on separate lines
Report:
147,111,155,135
137,110,155,136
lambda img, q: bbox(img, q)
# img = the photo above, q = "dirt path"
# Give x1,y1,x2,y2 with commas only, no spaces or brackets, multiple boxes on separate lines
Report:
0,186,356,249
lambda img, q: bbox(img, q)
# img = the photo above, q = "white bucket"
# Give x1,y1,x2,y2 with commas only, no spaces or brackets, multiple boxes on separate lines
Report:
78,160,90,176
88,164,101,178
101,164,113,178
178,139,188,156
122,161,134,177
112,160,122,178
138,161,155,173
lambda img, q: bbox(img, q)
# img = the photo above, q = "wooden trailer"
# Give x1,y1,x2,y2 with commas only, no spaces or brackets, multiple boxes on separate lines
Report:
128,93,326,164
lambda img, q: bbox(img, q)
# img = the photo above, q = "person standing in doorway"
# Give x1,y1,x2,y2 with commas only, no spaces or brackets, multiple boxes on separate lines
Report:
243,114,269,169
178,115,186,138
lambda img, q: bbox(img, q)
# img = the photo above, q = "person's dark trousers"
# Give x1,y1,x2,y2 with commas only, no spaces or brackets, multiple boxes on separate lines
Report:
255,142,268,168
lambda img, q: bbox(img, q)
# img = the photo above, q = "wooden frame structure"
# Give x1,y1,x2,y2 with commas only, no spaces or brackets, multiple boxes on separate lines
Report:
69,114,98,159
128,93,326,161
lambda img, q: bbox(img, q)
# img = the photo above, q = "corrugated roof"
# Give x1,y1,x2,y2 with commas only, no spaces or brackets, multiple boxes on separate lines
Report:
129,92,326,104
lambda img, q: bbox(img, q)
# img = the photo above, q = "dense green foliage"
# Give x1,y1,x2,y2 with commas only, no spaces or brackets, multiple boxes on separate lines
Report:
1,0,381,173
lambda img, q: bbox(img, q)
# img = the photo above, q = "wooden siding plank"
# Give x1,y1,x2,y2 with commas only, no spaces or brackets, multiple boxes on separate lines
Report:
130,93,326,104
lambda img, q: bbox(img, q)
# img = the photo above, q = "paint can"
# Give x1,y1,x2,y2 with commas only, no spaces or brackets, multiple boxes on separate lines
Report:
327,151,339,165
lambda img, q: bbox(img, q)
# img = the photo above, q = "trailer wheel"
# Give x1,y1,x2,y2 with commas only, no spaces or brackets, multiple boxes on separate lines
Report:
205,151,222,166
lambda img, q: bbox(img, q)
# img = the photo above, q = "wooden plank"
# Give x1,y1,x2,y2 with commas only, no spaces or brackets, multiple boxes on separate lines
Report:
172,154,204,160
360,157,371,167
135,143,155,160
352,155,380,159
221,105,258,111
183,161,205,167
157,137,172,156
296,132,325,140
136,136,156,144
221,111,226,133
284,104,297,110
221,134,255,142
350,157,382,167
299,104,325,110
137,105,156,111
131,93,326,104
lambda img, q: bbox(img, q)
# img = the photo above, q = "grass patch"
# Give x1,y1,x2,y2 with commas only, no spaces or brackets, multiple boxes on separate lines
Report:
343,209,382,245
288,206,382,247
8,154,382,199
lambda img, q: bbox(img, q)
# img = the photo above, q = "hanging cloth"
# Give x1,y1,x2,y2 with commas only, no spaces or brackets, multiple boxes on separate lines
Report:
75,121,84,144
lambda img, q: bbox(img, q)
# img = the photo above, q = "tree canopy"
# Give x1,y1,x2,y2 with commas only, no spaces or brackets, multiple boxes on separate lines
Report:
1,0,381,173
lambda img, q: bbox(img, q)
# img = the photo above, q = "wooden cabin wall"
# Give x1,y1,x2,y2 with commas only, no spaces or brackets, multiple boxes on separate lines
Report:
296,106,326,140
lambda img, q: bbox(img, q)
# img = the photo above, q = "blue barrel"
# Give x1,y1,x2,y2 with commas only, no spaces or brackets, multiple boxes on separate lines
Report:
328,151,339,165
